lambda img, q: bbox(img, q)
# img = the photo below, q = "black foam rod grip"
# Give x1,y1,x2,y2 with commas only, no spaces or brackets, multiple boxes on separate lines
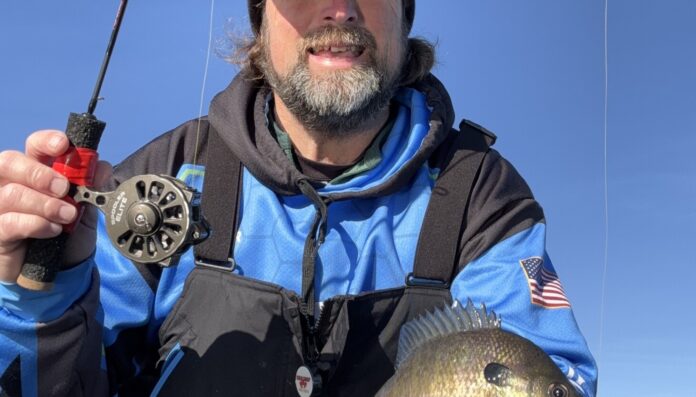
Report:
17,234,69,291
65,112,106,150
16,113,105,291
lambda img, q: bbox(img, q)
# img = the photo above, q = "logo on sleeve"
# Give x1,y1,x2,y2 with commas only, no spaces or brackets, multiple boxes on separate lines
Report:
0,355,22,397
520,257,571,309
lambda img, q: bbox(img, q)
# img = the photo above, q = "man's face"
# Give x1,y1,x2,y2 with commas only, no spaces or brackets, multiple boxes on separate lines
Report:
261,0,407,135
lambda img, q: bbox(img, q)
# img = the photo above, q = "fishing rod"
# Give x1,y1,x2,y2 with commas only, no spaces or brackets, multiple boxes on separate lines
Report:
17,0,209,291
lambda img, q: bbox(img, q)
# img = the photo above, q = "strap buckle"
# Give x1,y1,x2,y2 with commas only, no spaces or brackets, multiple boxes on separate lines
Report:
194,256,236,272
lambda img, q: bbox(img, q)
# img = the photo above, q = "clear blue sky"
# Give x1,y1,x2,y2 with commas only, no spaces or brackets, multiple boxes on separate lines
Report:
1,1,695,395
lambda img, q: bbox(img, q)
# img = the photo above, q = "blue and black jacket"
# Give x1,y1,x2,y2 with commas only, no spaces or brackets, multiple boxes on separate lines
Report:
0,74,597,396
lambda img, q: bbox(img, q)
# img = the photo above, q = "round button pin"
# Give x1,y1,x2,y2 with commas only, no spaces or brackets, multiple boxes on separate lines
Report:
295,366,314,396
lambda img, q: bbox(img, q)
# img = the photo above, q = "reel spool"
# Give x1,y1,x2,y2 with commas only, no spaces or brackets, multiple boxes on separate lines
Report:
74,174,209,267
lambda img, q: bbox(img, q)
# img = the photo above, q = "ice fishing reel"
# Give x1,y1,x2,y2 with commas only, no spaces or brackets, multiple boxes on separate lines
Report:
73,174,209,267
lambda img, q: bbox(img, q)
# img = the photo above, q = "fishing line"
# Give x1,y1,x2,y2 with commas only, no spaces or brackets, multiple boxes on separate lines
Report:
193,0,216,167
598,0,609,367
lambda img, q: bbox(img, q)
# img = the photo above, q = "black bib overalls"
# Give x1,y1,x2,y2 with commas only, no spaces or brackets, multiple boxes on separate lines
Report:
154,122,492,396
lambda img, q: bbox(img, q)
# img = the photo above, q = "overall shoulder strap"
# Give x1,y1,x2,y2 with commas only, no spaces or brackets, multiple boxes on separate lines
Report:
408,120,494,287
193,126,243,268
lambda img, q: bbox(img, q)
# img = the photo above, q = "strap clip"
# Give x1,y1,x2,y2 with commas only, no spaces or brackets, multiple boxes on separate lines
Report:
405,273,449,289
194,256,236,272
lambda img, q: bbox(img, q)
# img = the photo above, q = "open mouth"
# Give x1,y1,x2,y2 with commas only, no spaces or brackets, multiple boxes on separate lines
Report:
308,44,365,58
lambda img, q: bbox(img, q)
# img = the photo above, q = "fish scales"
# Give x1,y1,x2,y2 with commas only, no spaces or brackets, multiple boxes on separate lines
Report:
377,301,578,397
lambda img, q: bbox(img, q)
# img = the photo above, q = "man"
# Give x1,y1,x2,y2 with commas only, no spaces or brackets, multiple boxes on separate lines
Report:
0,1,597,396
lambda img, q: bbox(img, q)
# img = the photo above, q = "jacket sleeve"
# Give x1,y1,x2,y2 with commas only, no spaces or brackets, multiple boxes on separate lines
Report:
0,120,210,397
0,226,163,397
0,261,109,397
450,149,598,397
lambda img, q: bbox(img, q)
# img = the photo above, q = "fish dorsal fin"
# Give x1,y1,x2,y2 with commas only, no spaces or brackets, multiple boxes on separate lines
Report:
395,299,500,368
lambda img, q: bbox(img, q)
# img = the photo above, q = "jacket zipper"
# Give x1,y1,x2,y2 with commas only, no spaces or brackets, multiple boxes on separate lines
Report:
302,299,331,364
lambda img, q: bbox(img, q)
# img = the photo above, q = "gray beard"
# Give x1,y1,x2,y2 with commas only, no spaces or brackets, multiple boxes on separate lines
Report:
265,61,397,137
261,24,404,138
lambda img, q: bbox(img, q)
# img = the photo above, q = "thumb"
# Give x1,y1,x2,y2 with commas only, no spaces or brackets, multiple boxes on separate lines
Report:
78,160,113,232
92,160,114,190
62,160,113,267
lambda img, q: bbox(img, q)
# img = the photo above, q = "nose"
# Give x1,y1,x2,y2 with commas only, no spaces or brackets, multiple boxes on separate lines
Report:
321,0,359,25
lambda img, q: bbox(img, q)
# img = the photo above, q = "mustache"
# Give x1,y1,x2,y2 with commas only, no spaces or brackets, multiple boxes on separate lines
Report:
298,24,377,54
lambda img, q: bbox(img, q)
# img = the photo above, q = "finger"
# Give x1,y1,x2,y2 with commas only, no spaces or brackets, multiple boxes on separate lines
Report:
25,130,70,164
0,183,77,225
63,206,98,267
0,240,25,282
0,151,70,197
0,212,63,243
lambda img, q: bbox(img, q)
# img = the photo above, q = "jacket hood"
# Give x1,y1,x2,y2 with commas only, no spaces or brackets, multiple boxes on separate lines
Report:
207,74,456,198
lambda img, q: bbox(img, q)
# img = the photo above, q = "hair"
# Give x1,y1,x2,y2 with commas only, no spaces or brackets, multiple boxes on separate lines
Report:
222,20,436,88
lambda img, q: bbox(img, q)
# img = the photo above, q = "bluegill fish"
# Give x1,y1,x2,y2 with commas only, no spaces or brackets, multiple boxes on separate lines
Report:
376,300,578,397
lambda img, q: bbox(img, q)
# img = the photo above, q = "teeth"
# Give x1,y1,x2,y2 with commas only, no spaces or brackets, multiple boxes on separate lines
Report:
310,45,362,55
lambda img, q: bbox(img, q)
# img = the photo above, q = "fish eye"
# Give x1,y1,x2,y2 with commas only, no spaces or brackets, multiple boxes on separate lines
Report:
548,383,569,397
484,362,513,387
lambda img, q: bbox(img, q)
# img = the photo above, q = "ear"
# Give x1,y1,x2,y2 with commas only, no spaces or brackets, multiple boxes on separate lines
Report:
484,362,514,387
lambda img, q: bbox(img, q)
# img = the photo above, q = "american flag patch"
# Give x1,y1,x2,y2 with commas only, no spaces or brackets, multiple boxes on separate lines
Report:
520,257,571,309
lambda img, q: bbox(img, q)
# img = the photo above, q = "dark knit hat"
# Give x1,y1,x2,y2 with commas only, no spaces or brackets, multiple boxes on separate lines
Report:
247,0,416,36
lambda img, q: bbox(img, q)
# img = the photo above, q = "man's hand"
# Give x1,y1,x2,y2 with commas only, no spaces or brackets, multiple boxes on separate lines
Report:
0,130,112,283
